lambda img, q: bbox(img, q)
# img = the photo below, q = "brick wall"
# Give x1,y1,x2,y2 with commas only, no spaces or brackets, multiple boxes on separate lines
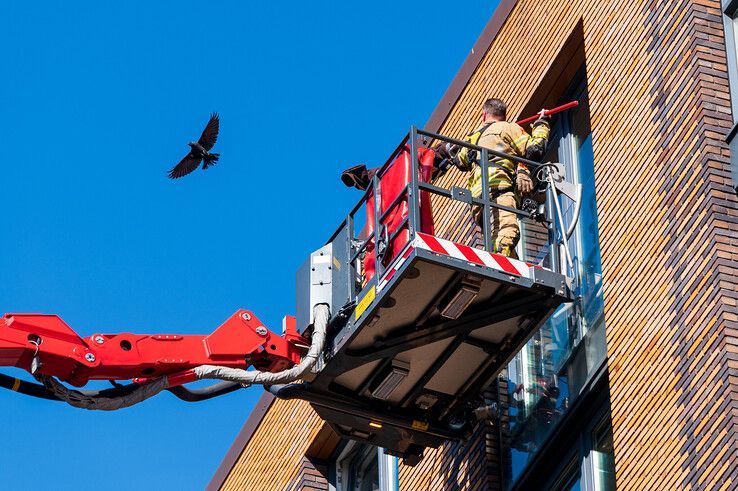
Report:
285,457,329,491
398,424,488,491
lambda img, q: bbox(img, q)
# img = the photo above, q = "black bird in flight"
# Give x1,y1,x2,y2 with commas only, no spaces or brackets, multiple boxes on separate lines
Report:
168,113,220,179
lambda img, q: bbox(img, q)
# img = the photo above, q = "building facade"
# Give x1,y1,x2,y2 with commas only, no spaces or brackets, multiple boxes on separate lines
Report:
208,0,738,489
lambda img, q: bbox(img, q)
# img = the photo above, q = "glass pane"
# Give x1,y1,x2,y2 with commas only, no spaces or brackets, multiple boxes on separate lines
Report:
342,444,380,491
552,463,582,491
592,422,616,491
564,477,582,491
359,456,380,491
733,16,738,65
503,84,608,487
575,134,604,338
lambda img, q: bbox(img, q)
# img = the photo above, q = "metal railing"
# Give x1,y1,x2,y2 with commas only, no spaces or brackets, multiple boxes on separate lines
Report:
329,126,564,304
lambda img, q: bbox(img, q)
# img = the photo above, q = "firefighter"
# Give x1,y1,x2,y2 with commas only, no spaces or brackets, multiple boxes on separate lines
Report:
456,98,550,258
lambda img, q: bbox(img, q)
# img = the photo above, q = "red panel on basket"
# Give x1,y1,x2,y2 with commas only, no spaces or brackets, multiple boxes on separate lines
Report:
363,145,434,283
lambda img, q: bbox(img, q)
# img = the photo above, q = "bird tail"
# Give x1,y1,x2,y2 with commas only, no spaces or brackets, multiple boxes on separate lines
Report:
203,153,220,169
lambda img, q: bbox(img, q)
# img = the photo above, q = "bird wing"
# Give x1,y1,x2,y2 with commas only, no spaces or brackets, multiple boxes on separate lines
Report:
198,113,219,151
168,152,202,179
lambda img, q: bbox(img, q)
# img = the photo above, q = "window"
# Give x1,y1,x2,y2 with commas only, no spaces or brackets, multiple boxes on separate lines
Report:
330,441,398,491
545,416,615,491
732,14,738,65
356,457,379,491
723,1,738,117
504,70,608,486
552,461,582,491
589,420,616,490
722,0,738,195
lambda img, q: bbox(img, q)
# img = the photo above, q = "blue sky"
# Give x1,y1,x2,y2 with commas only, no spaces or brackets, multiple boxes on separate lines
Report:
0,2,498,489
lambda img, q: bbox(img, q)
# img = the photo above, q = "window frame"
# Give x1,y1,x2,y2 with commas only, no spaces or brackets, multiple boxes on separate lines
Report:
721,0,738,195
551,458,582,491
511,374,613,491
506,66,611,489
330,440,393,491
722,0,738,121
517,71,604,382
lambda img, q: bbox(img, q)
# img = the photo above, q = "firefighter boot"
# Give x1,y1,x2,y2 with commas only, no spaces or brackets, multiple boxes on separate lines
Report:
492,239,519,259
491,192,520,259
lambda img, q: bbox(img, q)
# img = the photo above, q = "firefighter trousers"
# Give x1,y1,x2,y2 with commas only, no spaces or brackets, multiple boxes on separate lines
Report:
492,191,519,256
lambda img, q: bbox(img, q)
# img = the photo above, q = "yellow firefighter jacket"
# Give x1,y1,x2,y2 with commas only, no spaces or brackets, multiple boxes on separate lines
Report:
460,120,550,197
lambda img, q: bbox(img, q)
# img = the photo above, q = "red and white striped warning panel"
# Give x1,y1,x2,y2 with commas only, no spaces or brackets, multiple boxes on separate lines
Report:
377,247,414,292
415,233,533,279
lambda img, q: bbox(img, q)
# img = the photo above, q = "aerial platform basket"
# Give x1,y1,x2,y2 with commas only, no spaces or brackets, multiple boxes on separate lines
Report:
280,127,573,465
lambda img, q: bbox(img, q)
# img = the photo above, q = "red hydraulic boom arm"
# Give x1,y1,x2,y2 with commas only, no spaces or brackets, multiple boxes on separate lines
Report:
0,310,308,388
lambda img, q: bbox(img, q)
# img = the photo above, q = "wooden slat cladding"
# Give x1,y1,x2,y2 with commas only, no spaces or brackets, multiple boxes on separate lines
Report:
411,0,738,489
220,399,325,490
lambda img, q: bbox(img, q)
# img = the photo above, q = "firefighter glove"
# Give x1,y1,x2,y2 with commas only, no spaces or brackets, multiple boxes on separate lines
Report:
446,143,461,158
433,143,451,160
532,115,550,129
432,158,452,180
532,109,551,129
459,148,477,170
516,170,534,194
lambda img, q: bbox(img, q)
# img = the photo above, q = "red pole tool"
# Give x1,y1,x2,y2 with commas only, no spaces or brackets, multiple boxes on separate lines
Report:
516,100,579,126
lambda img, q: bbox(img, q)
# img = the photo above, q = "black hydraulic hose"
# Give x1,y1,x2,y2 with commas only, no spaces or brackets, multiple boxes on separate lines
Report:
166,381,242,402
0,373,140,400
0,373,61,401
0,371,241,403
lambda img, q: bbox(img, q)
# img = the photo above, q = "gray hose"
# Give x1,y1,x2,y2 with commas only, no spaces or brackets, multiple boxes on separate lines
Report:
193,303,329,385
39,303,330,411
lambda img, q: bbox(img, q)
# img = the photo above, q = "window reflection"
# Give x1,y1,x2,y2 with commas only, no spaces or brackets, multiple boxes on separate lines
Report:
504,84,607,485
507,340,569,477
358,456,380,491
550,459,583,491
559,473,582,491
592,421,616,490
